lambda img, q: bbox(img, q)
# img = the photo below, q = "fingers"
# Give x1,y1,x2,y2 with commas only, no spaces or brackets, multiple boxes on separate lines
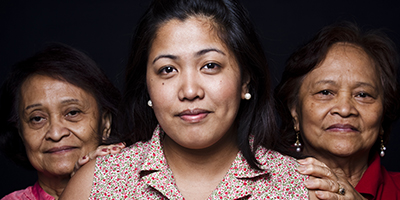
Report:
71,142,125,177
71,155,90,177
298,158,338,180
110,142,125,154
297,157,367,200
304,175,339,193
88,143,125,160
314,190,340,200
297,157,340,193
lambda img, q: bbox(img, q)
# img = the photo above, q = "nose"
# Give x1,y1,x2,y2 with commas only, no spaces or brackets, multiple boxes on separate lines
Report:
178,71,205,101
45,118,71,142
329,93,359,117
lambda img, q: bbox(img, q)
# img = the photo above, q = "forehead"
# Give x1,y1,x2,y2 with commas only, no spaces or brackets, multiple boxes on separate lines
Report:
309,43,379,79
151,16,225,52
20,74,96,105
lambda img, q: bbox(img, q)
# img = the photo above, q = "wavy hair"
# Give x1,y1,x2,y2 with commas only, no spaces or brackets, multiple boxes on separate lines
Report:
275,22,399,156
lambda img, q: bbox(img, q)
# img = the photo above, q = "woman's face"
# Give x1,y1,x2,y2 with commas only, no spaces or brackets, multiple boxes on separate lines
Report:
19,74,107,177
292,43,384,158
147,17,247,149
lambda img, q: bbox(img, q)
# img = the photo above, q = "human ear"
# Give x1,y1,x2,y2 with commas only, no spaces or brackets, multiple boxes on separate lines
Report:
101,112,112,142
241,73,251,99
290,105,300,131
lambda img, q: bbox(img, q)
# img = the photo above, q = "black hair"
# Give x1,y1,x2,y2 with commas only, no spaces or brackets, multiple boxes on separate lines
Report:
116,0,287,170
275,21,400,156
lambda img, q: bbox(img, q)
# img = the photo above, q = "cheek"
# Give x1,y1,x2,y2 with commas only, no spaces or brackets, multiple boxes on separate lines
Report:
20,124,43,151
211,77,242,101
148,79,175,104
71,117,101,145
20,132,44,167
300,100,327,122
150,86,175,120
22,135,41,153
361,106,383,129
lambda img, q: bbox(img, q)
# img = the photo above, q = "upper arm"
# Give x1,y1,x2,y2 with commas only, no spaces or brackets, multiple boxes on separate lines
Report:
60,159,96,200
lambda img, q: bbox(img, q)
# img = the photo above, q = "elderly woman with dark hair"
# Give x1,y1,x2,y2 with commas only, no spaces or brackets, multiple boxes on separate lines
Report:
275,22,400,199
0,43,123,200
61,0,310,199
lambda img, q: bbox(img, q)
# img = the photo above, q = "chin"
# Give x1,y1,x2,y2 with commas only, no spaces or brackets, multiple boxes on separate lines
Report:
181,139,218,150
329,147,359,157
182,143,212,150
48,162,75,176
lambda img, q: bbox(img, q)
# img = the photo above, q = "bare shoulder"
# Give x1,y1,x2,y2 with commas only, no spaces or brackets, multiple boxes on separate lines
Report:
60,159,96,200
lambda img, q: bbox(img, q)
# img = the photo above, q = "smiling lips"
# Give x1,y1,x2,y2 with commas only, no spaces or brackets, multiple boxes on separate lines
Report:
177,109,210,123
326,124,359,132
45,146,77,154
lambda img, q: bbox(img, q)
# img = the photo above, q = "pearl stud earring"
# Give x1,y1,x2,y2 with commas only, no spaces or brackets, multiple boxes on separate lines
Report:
244,93,251,100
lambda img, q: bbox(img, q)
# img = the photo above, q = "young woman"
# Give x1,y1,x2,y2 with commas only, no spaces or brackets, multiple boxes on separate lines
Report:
61,0,309,199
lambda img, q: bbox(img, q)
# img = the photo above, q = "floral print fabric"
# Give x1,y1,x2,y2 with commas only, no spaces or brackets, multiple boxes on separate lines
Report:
90,125,308,199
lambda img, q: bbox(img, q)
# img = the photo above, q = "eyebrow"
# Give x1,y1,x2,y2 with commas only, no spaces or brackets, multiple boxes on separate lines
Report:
196,48,226,57
25,104,41,110
354,82,377,89
152,48,226,64
315,80,377,89
61,99,79,104
152,55,178,64
314,80,336,85
25,99,79,111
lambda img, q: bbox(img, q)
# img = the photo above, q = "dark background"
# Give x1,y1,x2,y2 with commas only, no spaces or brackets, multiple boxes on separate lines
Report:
1,0,399,197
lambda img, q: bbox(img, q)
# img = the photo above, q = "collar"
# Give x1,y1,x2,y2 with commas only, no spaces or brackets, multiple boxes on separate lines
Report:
229,148,270,179
139,125,168,172
138,125,182,198
139,125,269,177
32,182,55,200
138,125,271,199
355,154,383,199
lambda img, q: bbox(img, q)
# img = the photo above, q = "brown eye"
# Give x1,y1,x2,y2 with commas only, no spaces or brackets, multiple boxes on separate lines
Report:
67,110,80,116
159,66,176,74
318,90,332,95
64,109,83,122
357,92,370,98
201,62,221,74
30,116,44,123
203,63,219,69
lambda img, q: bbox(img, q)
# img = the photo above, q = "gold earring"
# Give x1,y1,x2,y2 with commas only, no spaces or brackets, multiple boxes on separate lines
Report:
294,126,301,152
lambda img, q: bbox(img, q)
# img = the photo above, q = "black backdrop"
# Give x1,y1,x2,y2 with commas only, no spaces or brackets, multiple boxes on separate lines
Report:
1,0,399,197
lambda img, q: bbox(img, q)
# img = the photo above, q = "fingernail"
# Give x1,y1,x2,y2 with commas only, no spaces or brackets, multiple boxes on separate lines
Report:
297,165,306,173
112,146,118,151
314,191,322,196
304,180,313,187
297,159,307,164
102,148,108,152
82,155,87,160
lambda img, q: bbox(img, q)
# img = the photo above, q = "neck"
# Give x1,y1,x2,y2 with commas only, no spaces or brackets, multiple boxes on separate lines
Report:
163,129,239,200
303,147,369,187
37,172,70,199
163,131,239,175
